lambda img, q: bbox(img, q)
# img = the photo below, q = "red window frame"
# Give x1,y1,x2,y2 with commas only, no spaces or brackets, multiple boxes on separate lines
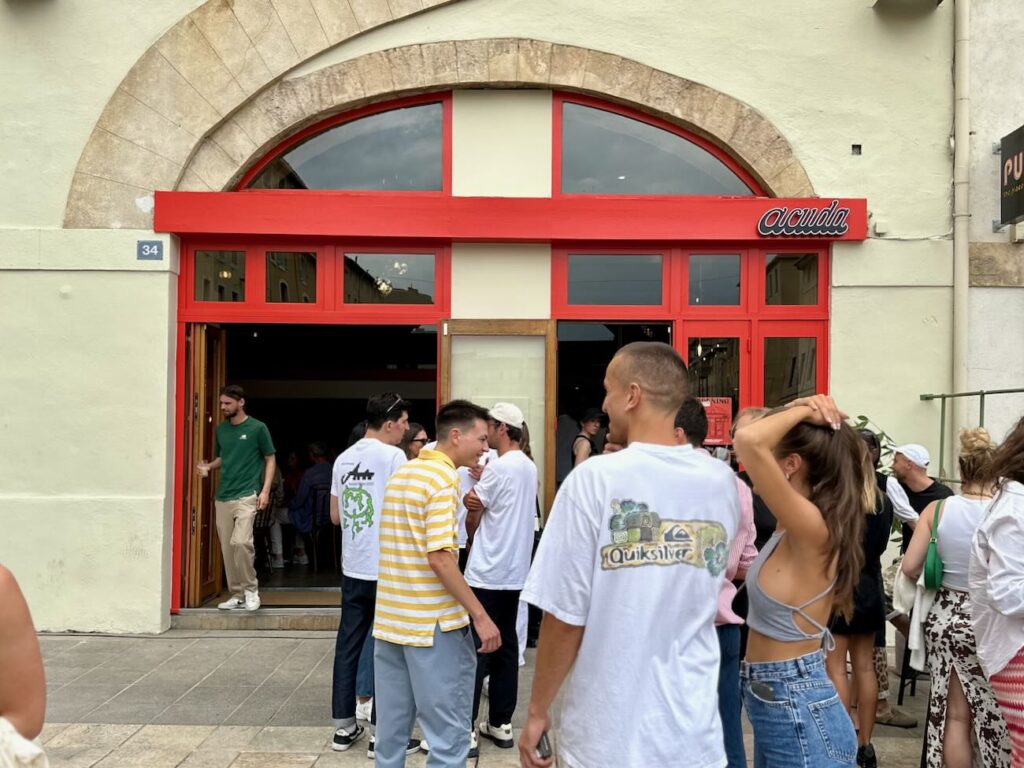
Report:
235,92,454,195
551,92,765,198
179,238,451,325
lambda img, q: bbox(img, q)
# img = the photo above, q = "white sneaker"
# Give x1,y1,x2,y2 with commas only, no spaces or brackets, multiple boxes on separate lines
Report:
420,738,429,753
355,698,372,722
217,596,245,610
270,556,285,569
480,721,514,749
244,590,260,611
468,729,479,759
293,553,309,565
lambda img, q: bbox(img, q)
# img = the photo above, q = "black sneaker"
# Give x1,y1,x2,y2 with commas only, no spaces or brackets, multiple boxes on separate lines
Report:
332,723,364,752
857,743,877,768
366,736,421,759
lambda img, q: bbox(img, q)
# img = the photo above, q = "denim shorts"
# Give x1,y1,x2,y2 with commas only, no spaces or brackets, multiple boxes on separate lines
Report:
741,650,856,768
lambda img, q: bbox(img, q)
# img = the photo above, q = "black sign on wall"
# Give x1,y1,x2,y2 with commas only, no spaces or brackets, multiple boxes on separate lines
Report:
1001,125,1024,225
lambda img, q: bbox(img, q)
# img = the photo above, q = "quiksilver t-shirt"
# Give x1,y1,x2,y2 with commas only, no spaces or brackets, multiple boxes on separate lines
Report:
521,442,739,768
331,438,407,581
465,449,537,591
214,416,275,502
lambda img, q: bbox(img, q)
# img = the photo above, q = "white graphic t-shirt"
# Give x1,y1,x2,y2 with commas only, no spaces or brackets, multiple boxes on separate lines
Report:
521,442,740,768
331,438,407,581
465,449,538,591
426,442,496,547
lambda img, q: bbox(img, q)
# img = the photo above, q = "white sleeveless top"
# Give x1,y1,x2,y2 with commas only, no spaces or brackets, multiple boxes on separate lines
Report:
936,495,988,591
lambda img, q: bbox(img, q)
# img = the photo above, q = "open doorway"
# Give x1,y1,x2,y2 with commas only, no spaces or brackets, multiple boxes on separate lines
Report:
555,321,671,483
184,322,437,608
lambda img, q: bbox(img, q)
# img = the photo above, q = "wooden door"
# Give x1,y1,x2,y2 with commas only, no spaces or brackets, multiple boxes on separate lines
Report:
183,324,227,606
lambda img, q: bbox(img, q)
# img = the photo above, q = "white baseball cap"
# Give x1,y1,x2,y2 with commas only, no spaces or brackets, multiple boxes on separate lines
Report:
894,444,930,469
489,402,525,429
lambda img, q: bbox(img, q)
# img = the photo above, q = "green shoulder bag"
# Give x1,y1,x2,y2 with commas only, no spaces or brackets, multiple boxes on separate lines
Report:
923,498,946,591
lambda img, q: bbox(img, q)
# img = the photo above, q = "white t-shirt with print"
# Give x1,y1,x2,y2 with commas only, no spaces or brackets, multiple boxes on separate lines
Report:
521,442,740,768
465,449,538,591
426,442,497,547
331,438,407,581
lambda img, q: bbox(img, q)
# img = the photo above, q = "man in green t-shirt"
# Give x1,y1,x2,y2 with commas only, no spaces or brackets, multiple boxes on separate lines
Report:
197,385,276,612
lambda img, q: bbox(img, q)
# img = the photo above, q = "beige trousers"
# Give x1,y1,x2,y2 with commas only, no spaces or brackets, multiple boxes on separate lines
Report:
215,494,258,597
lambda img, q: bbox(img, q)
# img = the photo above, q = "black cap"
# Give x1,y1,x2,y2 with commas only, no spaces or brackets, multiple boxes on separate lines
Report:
581,408,604,424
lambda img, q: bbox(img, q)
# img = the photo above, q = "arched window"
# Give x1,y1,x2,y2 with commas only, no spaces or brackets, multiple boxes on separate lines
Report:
558,98,756,196
245,99,446,191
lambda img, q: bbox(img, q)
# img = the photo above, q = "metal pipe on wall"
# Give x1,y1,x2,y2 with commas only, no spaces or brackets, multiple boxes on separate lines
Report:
952,0,970,473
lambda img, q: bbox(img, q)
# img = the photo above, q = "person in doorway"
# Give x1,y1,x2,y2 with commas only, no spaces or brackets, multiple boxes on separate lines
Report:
519,342,740,768
287,442,332,542
571,408,603,467
462,402,538,758
887,444,954,550
329,393,411,754
970,415,1024,766
197,385,276,612
675,396,757,768
373,400,501,768
824,429,893,768
732,395,872,768
400,423,429,460
902,428,1010,768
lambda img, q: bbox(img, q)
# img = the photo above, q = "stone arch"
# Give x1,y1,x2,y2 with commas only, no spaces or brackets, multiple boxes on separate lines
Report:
66,34,814,229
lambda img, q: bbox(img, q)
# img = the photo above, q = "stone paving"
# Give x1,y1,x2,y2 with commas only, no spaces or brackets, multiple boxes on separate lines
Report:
38,630,929,767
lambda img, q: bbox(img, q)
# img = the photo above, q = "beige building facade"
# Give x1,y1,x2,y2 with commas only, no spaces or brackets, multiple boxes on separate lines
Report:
0,0,957,632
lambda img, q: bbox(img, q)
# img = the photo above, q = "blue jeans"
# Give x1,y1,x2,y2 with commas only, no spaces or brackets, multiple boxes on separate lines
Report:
356,632,374,699
741,650,856,768
717,624,746,768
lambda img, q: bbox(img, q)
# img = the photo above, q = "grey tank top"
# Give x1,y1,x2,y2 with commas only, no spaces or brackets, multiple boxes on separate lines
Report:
746,531,836,649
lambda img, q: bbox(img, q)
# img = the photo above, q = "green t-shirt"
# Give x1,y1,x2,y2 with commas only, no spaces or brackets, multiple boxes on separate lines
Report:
214,416,275,502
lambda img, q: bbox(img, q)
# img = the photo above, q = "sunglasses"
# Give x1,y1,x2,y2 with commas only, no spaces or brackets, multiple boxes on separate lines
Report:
384,394,404,415
410,437,428,444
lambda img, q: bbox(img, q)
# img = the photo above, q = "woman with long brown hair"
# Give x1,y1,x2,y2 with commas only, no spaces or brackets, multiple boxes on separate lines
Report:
733,395,872,768
902,428,1009,768
970,416,1024,766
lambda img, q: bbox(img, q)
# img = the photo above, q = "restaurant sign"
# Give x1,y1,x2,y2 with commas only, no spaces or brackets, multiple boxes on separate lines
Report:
1002,124,1024,226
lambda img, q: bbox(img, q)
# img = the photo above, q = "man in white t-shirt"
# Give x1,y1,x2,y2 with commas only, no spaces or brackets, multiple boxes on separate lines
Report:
462,402,537,756
330,393,411,754
520,342,740,768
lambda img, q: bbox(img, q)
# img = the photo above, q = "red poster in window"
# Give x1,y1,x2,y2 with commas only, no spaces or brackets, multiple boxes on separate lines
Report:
700,398,734,446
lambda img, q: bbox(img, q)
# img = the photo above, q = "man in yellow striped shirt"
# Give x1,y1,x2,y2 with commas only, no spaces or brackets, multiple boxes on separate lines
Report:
373,399,502,768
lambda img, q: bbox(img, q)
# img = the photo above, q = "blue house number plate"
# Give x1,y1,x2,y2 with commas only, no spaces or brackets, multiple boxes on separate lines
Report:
137,240,164,260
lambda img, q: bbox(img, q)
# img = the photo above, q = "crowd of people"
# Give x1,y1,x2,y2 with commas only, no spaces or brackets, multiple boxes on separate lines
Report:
10,344,1024,768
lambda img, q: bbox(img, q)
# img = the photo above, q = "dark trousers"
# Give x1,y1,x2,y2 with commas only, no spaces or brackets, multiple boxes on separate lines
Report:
717,624,746,768
332,575,376,725
470,587,521,726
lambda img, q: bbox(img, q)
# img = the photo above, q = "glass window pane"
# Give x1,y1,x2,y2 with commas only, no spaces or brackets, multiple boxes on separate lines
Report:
689,254,740,305
687,337,740,445
248,103,443,190
344,253,435,304
764,337,817,407
765,253,819,305
266,252,317,303
561,103,754,195
567,254,663,305
194,250,245,302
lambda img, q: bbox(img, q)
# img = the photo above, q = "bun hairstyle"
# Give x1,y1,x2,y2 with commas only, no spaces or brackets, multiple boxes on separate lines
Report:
958,427,996,486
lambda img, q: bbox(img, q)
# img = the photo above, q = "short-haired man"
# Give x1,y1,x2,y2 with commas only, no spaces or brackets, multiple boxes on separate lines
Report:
520,342,740,768
462,403,538,757
887,444,953,550
675,397,757,768
198,385,276,612
330,393,410,753
373,400,502,768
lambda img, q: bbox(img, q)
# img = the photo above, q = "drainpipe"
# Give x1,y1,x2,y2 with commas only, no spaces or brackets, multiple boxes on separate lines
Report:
952,0,970,470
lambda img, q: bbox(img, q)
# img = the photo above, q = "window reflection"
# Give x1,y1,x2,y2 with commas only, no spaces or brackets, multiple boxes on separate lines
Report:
266,252,316,303
344,253,435,304
764,337,816,407
248,103,443,191
195,250,245,302
766,254,819,305
561,103,754,195
689,255,741,306
567,254,663,305
688,337,740,445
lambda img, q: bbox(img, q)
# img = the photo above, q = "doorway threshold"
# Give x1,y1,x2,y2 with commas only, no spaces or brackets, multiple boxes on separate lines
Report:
173,607,339,632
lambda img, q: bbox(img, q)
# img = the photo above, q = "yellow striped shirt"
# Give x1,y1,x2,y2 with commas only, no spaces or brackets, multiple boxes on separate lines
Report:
373,448,469,646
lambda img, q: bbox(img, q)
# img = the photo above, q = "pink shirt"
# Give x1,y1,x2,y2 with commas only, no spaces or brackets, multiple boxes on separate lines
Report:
717,477,758,626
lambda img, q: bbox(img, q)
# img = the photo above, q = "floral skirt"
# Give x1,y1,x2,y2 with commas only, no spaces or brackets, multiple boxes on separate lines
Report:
923,588,1011,767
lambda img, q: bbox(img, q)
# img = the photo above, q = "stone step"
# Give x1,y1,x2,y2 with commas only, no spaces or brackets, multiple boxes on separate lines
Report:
172,608,339,631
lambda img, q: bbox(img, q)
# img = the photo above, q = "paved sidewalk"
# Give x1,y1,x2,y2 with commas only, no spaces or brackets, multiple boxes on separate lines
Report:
39,630,929,767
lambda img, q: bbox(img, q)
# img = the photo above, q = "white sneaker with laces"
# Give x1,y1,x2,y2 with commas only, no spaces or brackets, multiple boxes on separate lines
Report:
355,698,372,722
480,721,514,749
244,590,260,611
217,596,245,610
